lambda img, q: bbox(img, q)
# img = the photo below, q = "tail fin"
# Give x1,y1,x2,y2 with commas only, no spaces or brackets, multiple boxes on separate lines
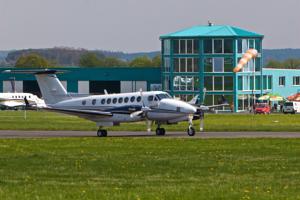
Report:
3,69,71,105
35,73,70,104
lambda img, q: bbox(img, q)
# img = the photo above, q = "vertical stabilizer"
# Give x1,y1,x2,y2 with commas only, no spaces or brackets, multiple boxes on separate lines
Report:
35,73,70,105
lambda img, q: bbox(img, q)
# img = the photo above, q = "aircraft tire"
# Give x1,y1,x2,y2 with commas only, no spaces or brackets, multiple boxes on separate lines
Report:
187,127,195,136
156,128,165,136
97,130,107,137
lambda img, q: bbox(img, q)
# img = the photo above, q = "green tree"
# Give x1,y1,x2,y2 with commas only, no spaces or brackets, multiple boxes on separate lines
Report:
79,53,103,67
151,55,161,67
283,59,300,69
103,57,128,67
265,59,283,68
15,53,51,68
129,56,153,67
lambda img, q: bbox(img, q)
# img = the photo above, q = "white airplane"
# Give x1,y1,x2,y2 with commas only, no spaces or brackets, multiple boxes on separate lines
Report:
0,92,46,109
4,69,227,137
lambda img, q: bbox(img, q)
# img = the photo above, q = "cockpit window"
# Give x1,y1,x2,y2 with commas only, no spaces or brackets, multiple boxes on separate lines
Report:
148,95,154,101
155,93,171,100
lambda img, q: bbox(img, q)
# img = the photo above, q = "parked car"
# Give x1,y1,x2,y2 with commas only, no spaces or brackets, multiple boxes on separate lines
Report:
254,103,271,114
282,101,300,114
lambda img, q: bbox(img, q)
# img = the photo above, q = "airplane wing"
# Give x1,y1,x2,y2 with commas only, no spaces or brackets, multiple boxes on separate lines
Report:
43,107,113,122
0,101,25,108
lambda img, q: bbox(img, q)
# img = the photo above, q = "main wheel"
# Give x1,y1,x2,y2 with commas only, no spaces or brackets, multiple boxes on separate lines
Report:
97,130,107,137
155,128,165,136
187,127,195,136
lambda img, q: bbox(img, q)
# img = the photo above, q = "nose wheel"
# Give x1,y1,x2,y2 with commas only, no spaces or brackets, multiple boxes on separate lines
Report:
187,126,195,136
97,129,107,137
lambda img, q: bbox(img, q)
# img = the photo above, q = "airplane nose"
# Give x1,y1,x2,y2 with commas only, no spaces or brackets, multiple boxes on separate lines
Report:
182,102,197,114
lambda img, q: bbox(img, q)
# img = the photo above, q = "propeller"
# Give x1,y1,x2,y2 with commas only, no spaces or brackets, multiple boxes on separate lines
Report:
130,89,153,132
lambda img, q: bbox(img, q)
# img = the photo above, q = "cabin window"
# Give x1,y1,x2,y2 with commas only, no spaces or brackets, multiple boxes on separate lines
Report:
82,100,86,105
148,95,154,101
130,96,135,102
107,98,111,104
113,98,117,104
137,96,142,102
124,97,129,103
29,96,31,98
92,99,96,105
118,98,123,103
101,99,105,104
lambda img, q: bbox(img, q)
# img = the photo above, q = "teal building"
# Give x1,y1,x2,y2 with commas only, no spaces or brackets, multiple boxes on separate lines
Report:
0,67,162,97
262,68,300,98
160,24,266,112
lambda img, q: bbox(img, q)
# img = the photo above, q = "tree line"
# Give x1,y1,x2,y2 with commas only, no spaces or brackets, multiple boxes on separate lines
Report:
265,59,300,69
14,52,161,68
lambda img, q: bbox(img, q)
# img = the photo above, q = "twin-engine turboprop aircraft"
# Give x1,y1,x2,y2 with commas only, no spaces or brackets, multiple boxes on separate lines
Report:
4,69,228,137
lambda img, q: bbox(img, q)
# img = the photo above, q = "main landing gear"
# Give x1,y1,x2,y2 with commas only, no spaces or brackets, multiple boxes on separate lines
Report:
97,129,107,137
155,124,165,136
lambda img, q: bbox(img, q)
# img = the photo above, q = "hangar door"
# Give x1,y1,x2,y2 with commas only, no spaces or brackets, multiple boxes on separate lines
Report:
89,81,120,94
23,81,42,97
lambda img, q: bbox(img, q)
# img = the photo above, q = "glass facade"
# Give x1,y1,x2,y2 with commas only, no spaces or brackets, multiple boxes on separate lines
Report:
161,32,263,112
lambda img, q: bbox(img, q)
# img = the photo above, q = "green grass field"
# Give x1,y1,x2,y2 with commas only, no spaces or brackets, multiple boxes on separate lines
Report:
0,138,300,199
1,110,300,132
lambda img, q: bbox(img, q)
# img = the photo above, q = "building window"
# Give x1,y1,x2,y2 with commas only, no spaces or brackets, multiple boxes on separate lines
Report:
213,58,224,72
204,39,212,54
224,76,233,90
173,76,199,91
279,76,285,86
163,39,171,55
173,58,199,72
263,75,272,90
204,76,213,91
255,57,261,72
164,58,170,72
173,39,199,54
224,58,233,72
214,39,223,54
204,58,213,72
237,39,248,53
164,75,170,91
224,39,233,53
214,76,223,91
293,76,300,86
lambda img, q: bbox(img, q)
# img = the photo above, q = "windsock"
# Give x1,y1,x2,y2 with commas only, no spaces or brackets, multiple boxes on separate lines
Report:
233,49,258,72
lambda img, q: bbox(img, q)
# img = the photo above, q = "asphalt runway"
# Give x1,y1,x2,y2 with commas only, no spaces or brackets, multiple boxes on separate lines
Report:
0,130,300,138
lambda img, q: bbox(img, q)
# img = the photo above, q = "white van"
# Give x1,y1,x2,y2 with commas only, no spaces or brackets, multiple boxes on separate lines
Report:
282,101,300,114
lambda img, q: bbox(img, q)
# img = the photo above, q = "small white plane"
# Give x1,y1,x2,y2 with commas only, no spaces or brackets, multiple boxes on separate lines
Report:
0,92,45,109
4,69,227,137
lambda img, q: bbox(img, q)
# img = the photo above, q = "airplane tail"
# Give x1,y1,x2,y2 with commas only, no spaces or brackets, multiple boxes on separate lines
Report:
3,69,71,105
35,73,70,104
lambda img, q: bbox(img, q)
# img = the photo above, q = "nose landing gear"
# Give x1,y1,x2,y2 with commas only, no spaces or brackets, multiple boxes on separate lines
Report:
187,114,195,136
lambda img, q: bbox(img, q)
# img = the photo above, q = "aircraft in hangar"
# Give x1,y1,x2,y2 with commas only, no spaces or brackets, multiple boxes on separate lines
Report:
4,69,228,137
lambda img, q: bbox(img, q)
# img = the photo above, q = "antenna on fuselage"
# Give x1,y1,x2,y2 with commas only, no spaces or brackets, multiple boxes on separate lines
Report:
104,89,108,95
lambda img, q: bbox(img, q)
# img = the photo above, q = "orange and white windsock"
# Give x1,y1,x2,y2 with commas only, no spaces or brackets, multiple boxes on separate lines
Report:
233,49,258,73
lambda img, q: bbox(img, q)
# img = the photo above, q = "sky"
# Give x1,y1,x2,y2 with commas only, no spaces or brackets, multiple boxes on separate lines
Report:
0,0,299,52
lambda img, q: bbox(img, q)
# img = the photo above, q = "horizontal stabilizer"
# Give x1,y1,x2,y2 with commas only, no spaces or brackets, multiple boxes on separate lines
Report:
2,69,68,74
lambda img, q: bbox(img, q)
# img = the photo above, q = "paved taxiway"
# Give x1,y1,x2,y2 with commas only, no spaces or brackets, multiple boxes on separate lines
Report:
0,130,300,138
